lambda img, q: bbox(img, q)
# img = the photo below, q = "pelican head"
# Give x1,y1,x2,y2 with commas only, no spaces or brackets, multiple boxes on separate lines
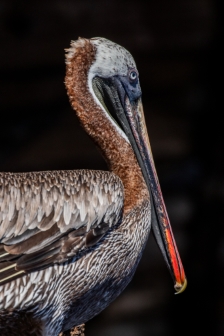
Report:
65,37,187,294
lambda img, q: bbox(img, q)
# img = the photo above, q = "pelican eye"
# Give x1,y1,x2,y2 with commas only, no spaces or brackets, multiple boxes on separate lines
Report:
128,70,138,83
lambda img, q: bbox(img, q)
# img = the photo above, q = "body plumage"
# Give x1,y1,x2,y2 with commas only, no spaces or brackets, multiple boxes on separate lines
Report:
0,171,150,335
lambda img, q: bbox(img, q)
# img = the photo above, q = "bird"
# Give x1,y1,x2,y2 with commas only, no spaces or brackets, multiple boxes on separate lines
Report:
0,37,187,336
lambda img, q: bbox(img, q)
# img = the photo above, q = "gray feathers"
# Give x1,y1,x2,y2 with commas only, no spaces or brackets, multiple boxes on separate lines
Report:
0,170,124,283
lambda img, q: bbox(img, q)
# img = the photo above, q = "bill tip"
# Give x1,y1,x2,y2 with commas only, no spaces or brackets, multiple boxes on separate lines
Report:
174,278,187,295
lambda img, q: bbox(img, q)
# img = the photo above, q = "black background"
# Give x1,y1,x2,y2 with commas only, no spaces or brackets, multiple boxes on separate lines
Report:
0,1,223,335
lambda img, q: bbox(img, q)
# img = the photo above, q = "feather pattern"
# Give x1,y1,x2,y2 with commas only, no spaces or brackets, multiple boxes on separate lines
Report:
0,170,124,280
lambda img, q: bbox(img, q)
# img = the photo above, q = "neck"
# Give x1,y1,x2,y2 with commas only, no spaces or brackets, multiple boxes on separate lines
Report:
65,39,149,213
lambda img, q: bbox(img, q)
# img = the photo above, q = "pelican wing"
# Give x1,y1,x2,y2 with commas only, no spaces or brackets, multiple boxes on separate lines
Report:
0,170,123,284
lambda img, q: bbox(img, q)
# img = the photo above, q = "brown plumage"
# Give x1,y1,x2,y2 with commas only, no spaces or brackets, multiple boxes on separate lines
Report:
0,310,42,336
60,324,85,336
0,37,186,335
65,39,149,213
0,170,123,282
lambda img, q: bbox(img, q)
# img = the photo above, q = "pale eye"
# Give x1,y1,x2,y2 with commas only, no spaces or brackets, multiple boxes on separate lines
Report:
129,70,138,82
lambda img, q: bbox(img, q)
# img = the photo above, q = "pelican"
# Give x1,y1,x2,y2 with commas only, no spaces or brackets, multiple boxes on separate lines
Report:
0,37,186,336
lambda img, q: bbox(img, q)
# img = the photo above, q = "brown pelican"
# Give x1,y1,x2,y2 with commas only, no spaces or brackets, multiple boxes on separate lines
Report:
0,37,186,336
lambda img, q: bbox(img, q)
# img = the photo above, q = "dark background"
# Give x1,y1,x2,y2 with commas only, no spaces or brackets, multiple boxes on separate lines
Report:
0,1,223,335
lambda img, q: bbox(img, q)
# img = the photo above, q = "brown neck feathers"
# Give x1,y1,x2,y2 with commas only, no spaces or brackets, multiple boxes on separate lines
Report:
65,39,148,213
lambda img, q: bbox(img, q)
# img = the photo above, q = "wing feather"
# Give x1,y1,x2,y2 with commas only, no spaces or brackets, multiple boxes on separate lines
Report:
0,170,124,284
